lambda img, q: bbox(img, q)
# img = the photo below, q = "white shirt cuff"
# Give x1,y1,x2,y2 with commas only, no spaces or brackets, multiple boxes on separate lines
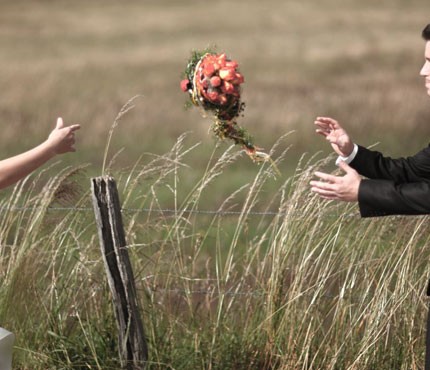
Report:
335,143,358,166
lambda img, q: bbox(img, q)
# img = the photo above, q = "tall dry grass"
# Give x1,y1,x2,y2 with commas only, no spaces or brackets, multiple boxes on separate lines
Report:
0,133,428,369
1,1,430,368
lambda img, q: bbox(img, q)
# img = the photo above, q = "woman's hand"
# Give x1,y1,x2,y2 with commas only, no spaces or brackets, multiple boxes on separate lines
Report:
46,117,80,154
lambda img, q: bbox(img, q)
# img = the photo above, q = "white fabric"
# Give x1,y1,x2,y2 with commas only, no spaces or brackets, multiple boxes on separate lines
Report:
0,327,14,370
335,143,358,165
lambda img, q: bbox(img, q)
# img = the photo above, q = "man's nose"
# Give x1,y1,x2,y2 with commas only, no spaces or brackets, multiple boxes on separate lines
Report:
421,61,430,76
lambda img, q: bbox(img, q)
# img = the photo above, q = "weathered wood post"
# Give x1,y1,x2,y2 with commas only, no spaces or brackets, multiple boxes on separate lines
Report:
91,176,148,369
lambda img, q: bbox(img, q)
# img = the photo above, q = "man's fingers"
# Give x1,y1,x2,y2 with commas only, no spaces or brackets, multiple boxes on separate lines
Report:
314,171,339,183
310,180,335,191
310,186,337,198
316,117,339,126
314,120,331,131
314,119,341,137
315,129,329,137
338,160,354,173
315,193,337,200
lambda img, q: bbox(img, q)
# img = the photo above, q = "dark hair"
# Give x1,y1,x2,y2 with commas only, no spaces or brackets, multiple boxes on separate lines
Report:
422,24,430,40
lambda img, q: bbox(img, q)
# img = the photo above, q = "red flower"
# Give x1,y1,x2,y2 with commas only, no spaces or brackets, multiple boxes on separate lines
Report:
217,53,227,66
221,81,235,94
180,79,190,92
203,63,215,77
206,91,219,102
225,60,238,69
210,76,221,87
232,73,244,85
219,68,236,81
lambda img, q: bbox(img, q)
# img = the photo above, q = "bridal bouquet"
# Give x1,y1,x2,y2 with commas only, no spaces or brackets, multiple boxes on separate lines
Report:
180,49,269,162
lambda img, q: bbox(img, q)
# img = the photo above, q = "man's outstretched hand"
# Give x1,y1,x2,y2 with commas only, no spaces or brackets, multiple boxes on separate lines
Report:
310,161,361,202
314,117,354,157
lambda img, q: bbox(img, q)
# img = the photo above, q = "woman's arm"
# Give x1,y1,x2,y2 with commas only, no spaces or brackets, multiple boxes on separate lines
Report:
0,117,80,189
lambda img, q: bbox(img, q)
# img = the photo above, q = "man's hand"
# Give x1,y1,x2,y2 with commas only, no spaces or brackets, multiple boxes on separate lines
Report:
310,161,361,202
314,117,354,157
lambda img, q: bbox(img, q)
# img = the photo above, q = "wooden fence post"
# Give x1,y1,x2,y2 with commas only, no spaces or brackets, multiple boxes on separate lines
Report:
91,176,148,369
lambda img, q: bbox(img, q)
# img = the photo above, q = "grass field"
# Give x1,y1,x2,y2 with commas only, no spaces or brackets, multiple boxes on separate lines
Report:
1,0,430,369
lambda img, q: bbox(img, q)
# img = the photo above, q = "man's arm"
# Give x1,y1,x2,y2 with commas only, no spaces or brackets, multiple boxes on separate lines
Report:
315,116,430,182
312,116,430,217
351,145,430,216
350,144,430,183
358,179,430,217
311,159,430,217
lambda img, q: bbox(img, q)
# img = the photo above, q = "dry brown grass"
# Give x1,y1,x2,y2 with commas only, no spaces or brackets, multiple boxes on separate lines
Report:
2,2,430,369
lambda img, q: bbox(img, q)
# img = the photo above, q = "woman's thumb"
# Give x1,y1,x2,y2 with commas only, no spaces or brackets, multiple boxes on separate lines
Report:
56,117,64,129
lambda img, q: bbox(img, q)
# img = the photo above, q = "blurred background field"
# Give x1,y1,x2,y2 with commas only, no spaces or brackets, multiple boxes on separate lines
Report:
1,0,430,191
1,0,430,369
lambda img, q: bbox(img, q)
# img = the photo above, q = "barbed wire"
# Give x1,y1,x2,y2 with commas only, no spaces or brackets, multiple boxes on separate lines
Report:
136,276,427,301
147,287,267,297
3,205,426,219
5,206,427,219
0,205,360,218
142,287,428,301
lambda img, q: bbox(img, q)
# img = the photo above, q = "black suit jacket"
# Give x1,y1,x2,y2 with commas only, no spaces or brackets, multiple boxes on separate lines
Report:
349,145,430,217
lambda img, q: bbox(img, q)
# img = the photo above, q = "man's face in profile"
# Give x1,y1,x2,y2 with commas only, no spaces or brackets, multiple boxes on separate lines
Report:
420,41,430,96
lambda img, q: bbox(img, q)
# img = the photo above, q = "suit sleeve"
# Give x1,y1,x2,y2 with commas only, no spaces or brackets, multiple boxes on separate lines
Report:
350,145,430,182
358,179,430,217
349,145,430,217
